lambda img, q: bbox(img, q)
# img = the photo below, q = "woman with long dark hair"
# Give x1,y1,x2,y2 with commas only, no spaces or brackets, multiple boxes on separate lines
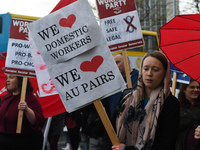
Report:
0,75,45,150
176,79,200,150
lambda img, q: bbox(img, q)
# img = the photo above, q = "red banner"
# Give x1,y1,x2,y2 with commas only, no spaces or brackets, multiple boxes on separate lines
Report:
50,0,77,13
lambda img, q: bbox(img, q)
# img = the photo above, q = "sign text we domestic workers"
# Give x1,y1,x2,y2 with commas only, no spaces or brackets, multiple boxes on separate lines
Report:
38,23,91,59
28,2,105,68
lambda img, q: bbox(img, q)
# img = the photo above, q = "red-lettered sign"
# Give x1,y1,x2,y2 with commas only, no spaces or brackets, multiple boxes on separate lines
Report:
5,18,36,77
96,0,144,52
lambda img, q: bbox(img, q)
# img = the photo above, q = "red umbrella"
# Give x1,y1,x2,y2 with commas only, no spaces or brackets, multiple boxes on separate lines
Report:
159,14,200,83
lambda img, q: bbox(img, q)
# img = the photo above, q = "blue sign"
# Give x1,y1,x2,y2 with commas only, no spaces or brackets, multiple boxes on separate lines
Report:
170,62,190,84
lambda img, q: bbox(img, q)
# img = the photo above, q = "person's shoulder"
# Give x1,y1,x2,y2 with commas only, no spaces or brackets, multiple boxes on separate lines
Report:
165,92,180,106
2,92,12,100
162,93,180,116
26,93,38,101
4,92,11,98
166,92,179,101
132,68,139,74
130,68,139,78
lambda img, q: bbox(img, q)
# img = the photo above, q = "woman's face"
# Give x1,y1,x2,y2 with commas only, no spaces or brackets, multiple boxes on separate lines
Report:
6,75,20,94
184,81,200,102
142,56,165,92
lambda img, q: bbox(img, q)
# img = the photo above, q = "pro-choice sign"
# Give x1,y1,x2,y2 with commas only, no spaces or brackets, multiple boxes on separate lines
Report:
96,0,144,52
28,0,126,112
5,18,36,77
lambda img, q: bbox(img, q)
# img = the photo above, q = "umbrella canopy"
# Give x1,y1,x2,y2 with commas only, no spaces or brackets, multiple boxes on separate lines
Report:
159,14,200,83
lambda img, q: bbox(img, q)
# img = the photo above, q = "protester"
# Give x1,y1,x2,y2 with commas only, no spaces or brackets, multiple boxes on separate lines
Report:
81,104,104,150
63,111,82,150
0,75,45,150
111,51,180,150
107,53,139,117
82,53,139,150
176,79,200,150
44,113,65,150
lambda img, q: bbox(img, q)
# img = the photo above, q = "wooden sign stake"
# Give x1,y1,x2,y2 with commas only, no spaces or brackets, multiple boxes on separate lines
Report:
122,50,132,88
172,72,177,96
93,99,120,146
16,77,28,133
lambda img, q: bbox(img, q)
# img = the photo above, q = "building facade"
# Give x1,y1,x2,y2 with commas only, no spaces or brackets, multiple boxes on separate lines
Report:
135,0,179,33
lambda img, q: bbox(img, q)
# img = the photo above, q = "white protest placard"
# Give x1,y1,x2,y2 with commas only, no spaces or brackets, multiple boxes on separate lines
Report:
96,0,144,52
48,45,125,112
28,0,105,68
5,18,36,77
28,0,126,112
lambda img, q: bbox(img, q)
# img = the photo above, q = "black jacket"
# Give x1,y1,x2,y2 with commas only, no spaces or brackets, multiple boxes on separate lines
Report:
175,106,200,150
105,92,180,150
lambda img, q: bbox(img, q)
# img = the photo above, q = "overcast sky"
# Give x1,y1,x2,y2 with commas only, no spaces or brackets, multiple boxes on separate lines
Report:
0,0,196,19
0,0,96,17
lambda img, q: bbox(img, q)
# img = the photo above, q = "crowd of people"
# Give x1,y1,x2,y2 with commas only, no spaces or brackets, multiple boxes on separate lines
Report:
0,51,200,150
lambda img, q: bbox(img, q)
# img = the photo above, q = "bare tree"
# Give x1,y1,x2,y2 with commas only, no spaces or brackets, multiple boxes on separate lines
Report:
194,0,200,12
88,0,99,20
134,0,176,33
180,0,200,14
